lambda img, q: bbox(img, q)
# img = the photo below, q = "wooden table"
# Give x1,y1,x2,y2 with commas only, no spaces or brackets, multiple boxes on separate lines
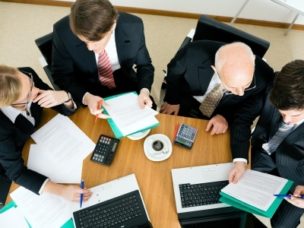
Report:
8,107,232,228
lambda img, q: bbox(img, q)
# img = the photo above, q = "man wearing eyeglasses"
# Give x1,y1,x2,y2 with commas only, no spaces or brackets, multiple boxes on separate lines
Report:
161,41,274,182
0,65,91,204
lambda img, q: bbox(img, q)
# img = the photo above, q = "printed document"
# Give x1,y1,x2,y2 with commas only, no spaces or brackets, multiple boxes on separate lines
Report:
221,170,289,211
104,92,159,136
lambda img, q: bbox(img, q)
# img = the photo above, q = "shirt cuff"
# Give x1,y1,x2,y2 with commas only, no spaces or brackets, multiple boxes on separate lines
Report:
38,178,49,195
82,92,90,105
140,88,150,96
233,158,248,164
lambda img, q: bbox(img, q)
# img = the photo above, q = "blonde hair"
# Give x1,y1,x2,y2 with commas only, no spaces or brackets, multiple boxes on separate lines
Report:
0,65,21,107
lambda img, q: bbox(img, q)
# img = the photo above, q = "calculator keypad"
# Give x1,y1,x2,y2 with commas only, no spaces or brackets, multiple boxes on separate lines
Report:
175,124,198,148
91,135,120,165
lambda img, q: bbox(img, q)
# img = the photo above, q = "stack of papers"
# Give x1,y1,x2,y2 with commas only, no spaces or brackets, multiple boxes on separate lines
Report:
220,169,293,218
104,92,159,138
28,114,95,183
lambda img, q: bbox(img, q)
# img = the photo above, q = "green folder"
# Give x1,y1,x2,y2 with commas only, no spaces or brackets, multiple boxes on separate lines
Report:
219,179,293,218
103,91,159,139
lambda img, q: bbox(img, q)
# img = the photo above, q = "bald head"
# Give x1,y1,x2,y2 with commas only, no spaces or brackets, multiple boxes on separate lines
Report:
214,42,255,96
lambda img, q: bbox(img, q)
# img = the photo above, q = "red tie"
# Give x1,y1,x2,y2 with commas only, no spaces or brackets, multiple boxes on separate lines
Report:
98,50,116,89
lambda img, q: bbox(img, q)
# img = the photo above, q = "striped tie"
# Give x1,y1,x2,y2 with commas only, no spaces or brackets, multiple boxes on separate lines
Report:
199,83,225,117
98,50,116,89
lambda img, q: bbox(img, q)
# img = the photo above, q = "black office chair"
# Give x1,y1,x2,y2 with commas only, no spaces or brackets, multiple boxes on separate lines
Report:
161,15,270,94
192,15,270,58
35,32,60,90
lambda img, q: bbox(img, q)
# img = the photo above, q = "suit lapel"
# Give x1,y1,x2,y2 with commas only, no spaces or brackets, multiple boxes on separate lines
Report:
14,115,35,135
197,65,214,94
115,23,131,65
269,109,282,138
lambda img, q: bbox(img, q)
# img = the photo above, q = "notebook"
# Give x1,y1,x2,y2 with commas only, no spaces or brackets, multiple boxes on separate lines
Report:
171,163,238,222
72,174,152,228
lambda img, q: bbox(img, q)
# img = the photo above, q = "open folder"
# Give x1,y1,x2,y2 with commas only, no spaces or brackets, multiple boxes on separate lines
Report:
219,169,293,218
103,92,159,138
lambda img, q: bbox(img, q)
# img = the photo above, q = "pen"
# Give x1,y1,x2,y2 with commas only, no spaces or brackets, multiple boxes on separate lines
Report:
80,180,84,208
95,100,104,122
274,194,304,199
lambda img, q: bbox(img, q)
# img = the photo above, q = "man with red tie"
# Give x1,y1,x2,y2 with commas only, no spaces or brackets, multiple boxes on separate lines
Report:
52,0,155,118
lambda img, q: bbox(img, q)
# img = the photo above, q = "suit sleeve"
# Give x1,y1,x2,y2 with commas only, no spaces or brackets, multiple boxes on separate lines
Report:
163,47,187,104
229,93,265,160
0,126,46,194
20,67,75,116
52,27,87,103
229,64,274,160
133,18,154,91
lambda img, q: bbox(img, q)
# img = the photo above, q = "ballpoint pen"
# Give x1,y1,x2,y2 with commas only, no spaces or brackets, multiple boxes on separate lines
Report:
274,194,304,199
95,100,104,123
80,180,84,208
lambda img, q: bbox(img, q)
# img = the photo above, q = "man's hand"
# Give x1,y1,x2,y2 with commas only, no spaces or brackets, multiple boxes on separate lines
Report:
160,102,180,115
205,114,228,135
83,92,109,119
33,90,70,108
44,181,92,202
228,162,247,183
138,88,152,108
286,185,304,208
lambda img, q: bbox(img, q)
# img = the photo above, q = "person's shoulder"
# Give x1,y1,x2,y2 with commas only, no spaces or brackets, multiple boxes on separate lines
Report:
54,15,69,31
254,56,275,76
118,12,143,24
18,67,37,75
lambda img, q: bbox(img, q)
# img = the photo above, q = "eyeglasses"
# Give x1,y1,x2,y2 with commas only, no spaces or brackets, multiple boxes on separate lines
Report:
11,73,34,107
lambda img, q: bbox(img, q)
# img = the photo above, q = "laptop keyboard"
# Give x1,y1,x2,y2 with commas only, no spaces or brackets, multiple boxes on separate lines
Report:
179,180,228,208
73,190,146,228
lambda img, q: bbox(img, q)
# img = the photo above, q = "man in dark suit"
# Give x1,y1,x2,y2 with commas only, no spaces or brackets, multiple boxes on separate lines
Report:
251,60,304,227
52,0,155,118
0,65,91,203
161,41,274,182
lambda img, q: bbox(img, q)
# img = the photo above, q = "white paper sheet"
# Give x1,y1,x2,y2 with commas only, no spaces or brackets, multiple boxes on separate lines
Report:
221,170,288,211
0,206,29,228
28,114,95,183
105,93,159,135
10,187,73,228
27,144,83,183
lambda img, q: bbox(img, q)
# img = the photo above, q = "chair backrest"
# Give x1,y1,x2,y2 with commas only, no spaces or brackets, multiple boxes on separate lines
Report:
35,33,60,89
192,15,270,58
35,33,53,66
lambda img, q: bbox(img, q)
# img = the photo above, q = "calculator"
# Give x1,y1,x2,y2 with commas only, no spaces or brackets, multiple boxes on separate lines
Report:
174,124,198,148
91,135,120,165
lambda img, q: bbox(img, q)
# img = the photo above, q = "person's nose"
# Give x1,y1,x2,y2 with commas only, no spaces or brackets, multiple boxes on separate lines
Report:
234,88,245,96
282,114,292,124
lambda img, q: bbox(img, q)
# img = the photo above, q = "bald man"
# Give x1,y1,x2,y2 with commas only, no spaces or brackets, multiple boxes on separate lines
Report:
161,41,274,182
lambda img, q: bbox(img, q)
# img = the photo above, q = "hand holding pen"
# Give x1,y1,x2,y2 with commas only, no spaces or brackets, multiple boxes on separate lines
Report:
274,185,304,209
83,93,109,118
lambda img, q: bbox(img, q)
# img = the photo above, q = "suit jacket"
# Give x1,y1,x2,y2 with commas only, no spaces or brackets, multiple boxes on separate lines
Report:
52,13,154,103
164,40,274,159
0,67,74,194
251,94,304,185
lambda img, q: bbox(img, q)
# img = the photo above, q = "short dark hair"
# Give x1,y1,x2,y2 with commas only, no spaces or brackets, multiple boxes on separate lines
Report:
70,0,118,41
270,60,304,110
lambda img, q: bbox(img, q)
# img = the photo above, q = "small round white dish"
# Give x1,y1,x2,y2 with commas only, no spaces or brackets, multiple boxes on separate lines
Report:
127,129,151,140
143,134,172,162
